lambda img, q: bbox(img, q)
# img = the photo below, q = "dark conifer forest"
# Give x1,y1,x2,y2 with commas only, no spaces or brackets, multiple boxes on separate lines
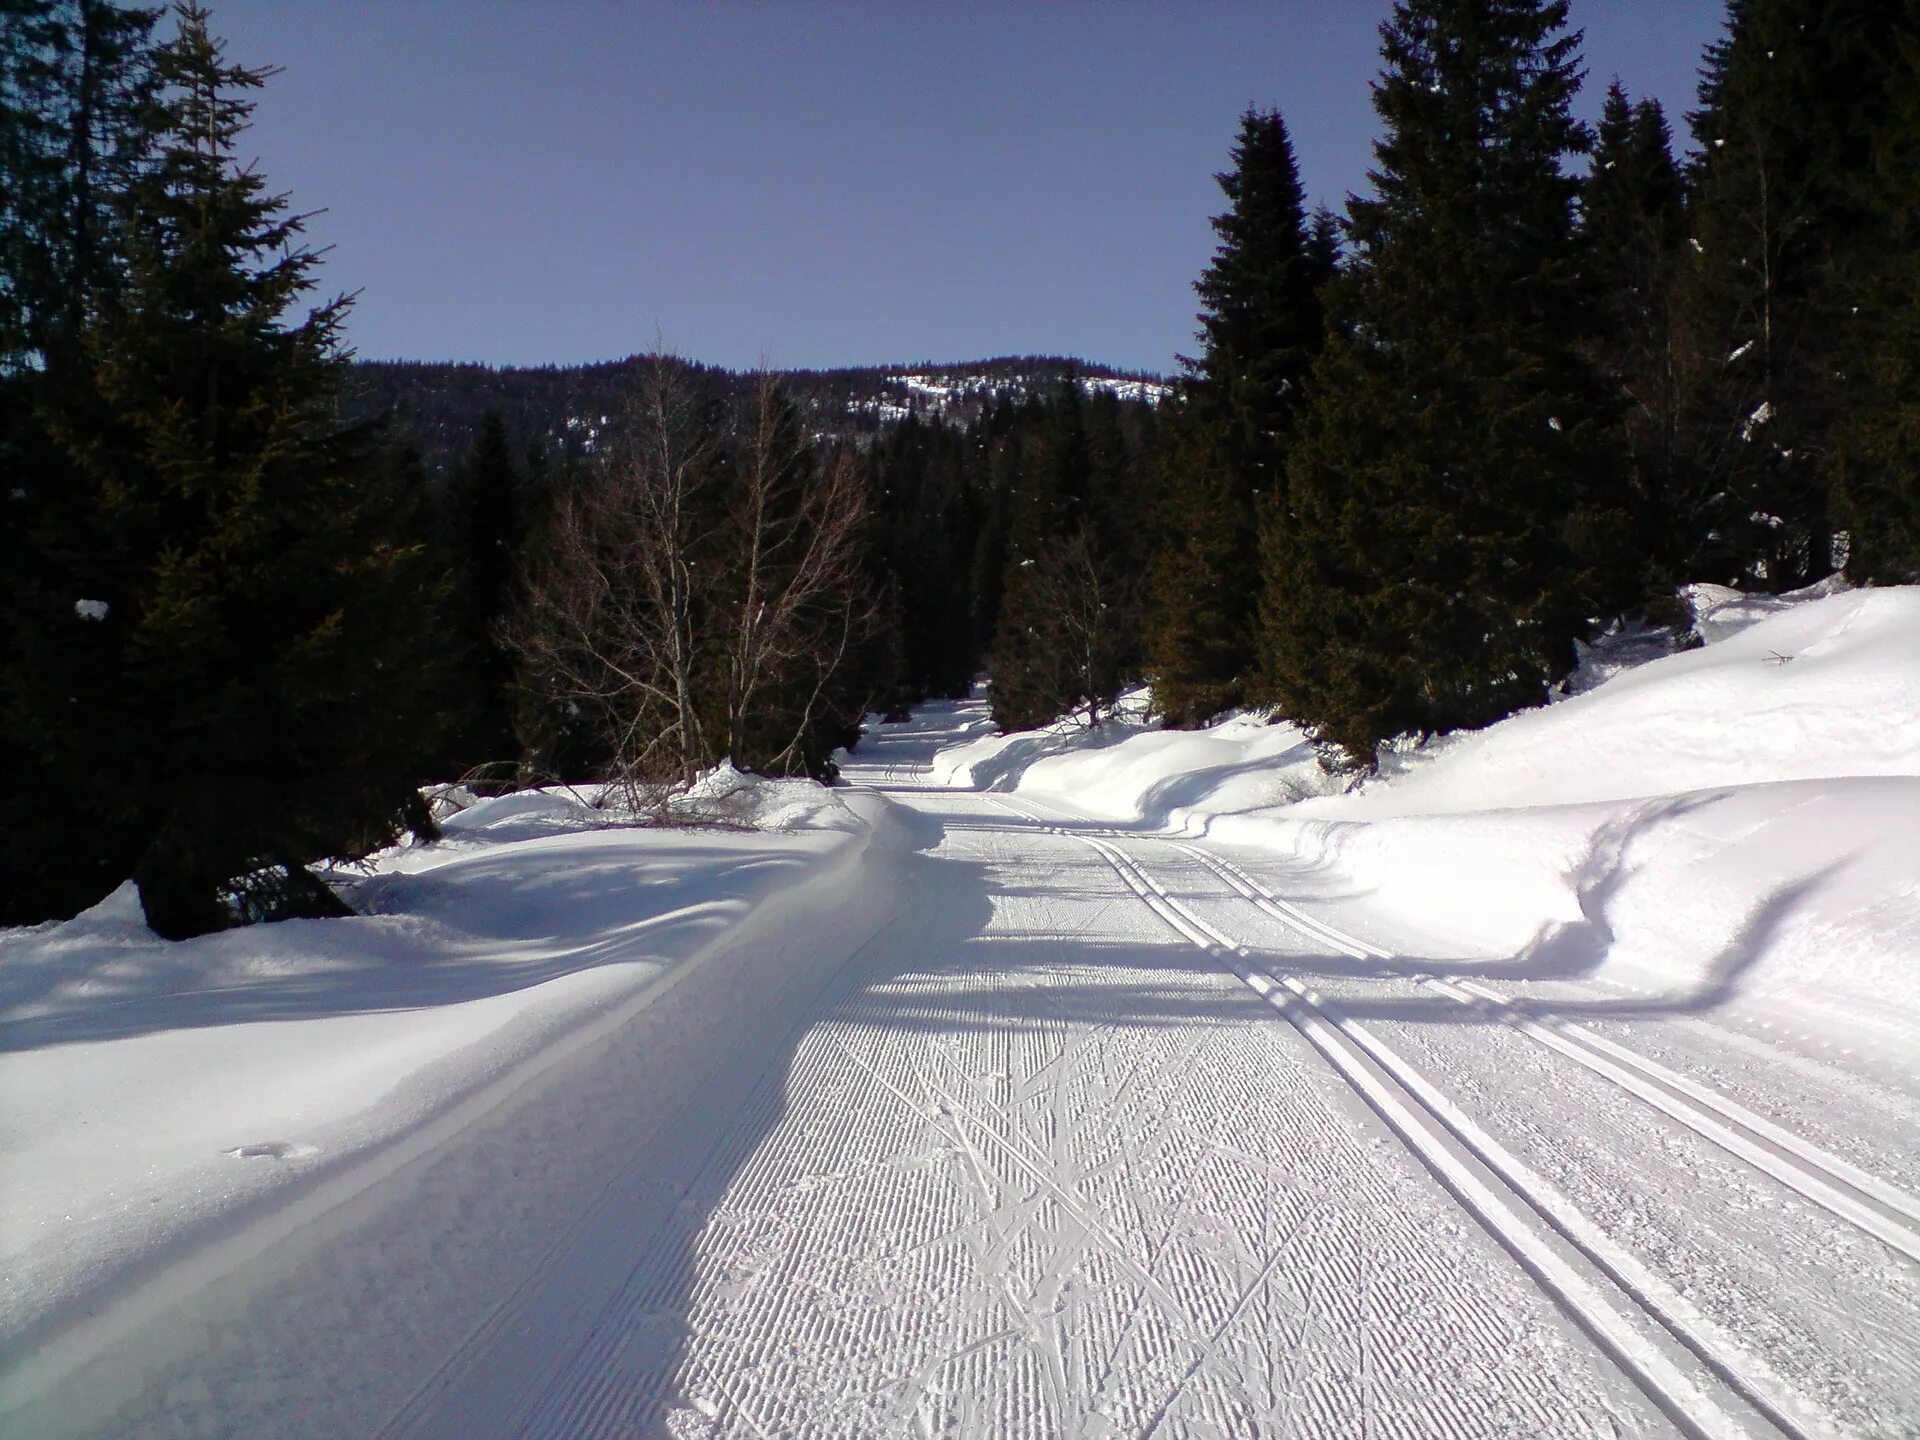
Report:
4,0,1917,936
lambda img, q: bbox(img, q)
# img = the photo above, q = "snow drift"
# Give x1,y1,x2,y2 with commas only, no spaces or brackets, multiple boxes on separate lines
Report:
942,585,1920,1077
0,772,904,1388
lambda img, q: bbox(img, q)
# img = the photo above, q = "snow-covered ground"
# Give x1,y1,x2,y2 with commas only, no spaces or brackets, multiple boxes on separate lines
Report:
3,583,1916,1438
933,583,1920,1083
0,774,905,1422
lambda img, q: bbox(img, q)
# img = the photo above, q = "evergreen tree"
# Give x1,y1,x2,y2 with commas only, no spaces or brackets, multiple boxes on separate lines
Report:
2,3,445,935
1267,0,1632,768
1685,0,1904,588
1830,3,1920,583
0,0,158,373
439,409,524,777
1,4,162,922
1146,108,1321,726
1304,203,1343,285
1584,82,1696,598
988,387,1105,729
862,413,981,699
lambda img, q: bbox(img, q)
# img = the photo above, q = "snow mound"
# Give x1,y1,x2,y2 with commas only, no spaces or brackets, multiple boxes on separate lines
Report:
1003,711,1327,825
929,689,1155,791
1682,573,1853,645
925,687,1336,826
0,771,892,1365
940,583,1920,1073
674,762,864,833
1307,585,1920,819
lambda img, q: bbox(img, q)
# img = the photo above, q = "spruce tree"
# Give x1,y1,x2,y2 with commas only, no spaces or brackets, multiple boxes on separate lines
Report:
0,0,158,372
1685,0,1904,588
1304,204,1343,285
1268,0,1631,767
1,0,163,923
1584,82,1695,598
989,385,1127,730
1146,108,1320,727
863,413,982,700
3,3,444,936
1830,4,1920,583
439,409,524,777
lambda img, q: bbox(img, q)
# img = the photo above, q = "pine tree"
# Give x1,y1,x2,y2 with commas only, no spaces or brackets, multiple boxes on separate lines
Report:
1584,82,1696,598
2,0,163,923
439,409,524,777
988,386,1124,730
1267,0,1632,768
1685,0,1904,588
1146,108,1320,727
1830,3,1920,583
2,3,445,936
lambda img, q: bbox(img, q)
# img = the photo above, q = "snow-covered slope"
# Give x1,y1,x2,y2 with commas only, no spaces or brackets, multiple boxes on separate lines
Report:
1300,584,1919,818
5,590,1914,1439
0,776,904,1388
939,585,1920,1075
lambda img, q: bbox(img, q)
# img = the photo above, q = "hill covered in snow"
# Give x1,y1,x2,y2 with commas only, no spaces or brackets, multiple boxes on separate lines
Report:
348,353,1168,475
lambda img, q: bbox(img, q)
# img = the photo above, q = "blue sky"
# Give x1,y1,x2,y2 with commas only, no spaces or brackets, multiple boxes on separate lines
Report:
216,1,1727,374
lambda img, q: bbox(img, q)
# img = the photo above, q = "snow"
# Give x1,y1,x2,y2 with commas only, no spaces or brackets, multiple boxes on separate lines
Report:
4,582,1917,1438
876,369,1170,426
929,583,1920,1078
0,772,894,1406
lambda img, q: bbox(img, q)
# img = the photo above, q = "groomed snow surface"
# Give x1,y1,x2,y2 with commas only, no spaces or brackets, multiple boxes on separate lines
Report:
3,582,1917,1437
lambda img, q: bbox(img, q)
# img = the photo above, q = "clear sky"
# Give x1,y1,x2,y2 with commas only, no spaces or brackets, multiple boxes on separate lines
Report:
214,1,1728,376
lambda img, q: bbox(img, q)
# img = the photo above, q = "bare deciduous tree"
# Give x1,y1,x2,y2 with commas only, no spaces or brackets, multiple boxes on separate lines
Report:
1026,529,1138,728
509,355,723,798
719,372,876,772
510,357,877,803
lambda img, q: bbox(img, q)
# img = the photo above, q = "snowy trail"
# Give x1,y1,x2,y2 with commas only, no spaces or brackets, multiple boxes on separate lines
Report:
9,703,1916,1438
409,788,1663,1440
987,790,1919,1438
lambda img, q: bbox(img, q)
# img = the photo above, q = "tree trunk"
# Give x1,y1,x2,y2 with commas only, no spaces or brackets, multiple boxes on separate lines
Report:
133,813,230,940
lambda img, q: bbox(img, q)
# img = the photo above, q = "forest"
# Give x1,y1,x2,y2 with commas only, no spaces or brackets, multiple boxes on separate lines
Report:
3,0,1917,939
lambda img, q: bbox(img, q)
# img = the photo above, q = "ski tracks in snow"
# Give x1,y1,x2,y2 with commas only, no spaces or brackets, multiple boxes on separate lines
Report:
988,792,1920,1439
31,750,1911,1439
398,789,1670,1439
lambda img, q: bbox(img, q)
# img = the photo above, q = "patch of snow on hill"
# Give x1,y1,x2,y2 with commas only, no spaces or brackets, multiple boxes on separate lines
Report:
876,370,1170,426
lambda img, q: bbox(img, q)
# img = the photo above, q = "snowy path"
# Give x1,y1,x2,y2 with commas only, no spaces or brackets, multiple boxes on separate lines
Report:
389,783,1667,1440
9,706,1917,1438
987,796,1920,1439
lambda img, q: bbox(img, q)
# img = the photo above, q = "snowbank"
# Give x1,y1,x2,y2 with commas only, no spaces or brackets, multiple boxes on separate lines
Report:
945,585,1920,1069
1297,585,1920,819
0,773,899,1368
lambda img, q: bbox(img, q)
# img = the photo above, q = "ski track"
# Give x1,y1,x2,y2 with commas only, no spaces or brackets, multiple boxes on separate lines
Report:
428,789,1663,1439
991,791,1920,1439
16,717,1918,1439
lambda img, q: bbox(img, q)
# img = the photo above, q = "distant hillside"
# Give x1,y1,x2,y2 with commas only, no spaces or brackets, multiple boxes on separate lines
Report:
345,354,1168,475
